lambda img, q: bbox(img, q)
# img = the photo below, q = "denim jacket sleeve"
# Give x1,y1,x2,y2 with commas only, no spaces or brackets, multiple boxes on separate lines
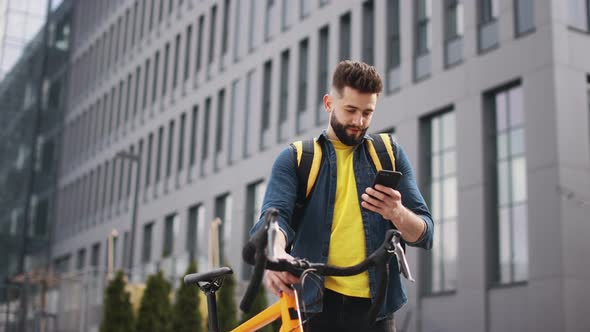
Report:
250,146,299,245
395,142,434,250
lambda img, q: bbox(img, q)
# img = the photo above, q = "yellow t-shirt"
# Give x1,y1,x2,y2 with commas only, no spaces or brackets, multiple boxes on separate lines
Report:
324,140,370,298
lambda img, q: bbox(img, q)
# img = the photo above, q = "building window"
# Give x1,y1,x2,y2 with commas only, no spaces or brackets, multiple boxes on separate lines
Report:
118,153,126,206
514,0,535,36
208,5,218,67
122,231,129,269
300,0,311,19
91,243,101,274
568,0,590,30
172,34,181,89
155,126,164,184
145,133,153,189
362,0,375,65
196,15,205,73
189,106,199,167
278,49,290,142
282,0,294,31
201,97,212,175
166,120,175,179
149,0,155,31
112,235,118,269
187,204,204,262
242,180,266,279
184,25,193,81
124,74,133,124
414,0,432,81
228,80,239,163
265,0,278,41
178,113,186,173
339,12,351,61
132,2,138,47
297,38,309,134
77,248,86,271
116,80,124,130
162,214,176,258
234,0,243,62
444,0,464,68
142,222,153,263
158,0,164,23
478,0,499,51
142,59,150,111
162,42,170,97
261,60,273,150
486,84,528,285
126,146,135,204
214,193,233,266
421,110,458,294
221,0,230,57
244,70,255,158
110,158,117,211
152,51,160,104
215,89,226,168
133,67,141,117
386,1,400,92
317,25,329,126
248,0,258,52
123,10,130,55
102,161,110,213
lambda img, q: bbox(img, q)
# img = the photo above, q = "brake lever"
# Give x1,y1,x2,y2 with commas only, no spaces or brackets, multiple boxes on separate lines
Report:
388,232,415,282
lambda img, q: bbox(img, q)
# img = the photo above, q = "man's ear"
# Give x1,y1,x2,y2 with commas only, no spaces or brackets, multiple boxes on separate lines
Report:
323,93,332,114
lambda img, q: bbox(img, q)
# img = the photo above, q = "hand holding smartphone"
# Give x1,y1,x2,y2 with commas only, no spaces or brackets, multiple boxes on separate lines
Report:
372,170,403,190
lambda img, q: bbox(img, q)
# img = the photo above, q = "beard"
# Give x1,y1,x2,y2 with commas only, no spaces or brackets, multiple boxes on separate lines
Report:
330,111,368,146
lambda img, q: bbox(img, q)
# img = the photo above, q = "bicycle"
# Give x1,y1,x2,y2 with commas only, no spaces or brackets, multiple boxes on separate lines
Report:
184,208,415,332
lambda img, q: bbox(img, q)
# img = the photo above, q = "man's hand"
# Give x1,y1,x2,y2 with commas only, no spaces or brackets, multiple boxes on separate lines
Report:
264,249,300,297
361,184,426,243
264,229,300,297
361,184,406,221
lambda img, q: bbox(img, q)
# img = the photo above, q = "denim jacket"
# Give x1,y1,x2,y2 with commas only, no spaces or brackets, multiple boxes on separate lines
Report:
251,131,433,318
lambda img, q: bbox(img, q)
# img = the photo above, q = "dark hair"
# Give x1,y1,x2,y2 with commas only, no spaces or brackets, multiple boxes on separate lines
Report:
331,60,383,95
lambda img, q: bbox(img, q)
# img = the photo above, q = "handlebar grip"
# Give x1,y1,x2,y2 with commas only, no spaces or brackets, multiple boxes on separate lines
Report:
239,251,266,312
367,262,389,325
240,208,279,312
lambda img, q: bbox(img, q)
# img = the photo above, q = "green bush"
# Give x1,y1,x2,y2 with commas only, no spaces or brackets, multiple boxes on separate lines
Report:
172,261,203,332
216,267,238,332
100,270,135,332
135,271,172,332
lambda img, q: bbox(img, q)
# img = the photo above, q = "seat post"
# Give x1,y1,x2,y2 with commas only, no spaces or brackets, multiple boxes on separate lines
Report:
205,290,219,332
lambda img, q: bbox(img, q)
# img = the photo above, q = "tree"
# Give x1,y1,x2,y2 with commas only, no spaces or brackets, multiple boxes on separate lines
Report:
135,271,172,332
172,261,203,332
240,284,275,332
99,270,135,332
216,267,238,332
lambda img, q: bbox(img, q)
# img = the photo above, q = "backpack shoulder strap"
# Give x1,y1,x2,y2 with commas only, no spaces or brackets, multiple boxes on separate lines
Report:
365,133,396,171
289,138,323,234
291,138,323,200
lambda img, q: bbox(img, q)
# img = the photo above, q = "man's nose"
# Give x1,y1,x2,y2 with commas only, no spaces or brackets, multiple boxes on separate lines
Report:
351,113,363,127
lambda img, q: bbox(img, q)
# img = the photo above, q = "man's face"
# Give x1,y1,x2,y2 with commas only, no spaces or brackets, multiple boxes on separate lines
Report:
328,86,377,146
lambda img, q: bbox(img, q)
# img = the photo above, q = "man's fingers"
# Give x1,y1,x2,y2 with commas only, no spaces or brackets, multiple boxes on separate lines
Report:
264,271,298,297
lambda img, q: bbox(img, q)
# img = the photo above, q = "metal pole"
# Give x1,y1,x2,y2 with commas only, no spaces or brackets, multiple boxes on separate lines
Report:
18,0,53,330
126,155,142,279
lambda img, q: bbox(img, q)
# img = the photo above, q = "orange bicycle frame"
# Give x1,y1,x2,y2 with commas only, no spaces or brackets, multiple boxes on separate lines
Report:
231,291,304,332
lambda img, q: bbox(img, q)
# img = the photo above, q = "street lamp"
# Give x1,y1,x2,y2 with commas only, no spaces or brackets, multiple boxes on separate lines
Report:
115,150,141,279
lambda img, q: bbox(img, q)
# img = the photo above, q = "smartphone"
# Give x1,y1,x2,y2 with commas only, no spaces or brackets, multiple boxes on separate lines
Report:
372,170,403,190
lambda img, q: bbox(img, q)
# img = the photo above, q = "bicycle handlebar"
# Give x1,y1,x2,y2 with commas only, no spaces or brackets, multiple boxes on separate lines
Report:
240,208,414,325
